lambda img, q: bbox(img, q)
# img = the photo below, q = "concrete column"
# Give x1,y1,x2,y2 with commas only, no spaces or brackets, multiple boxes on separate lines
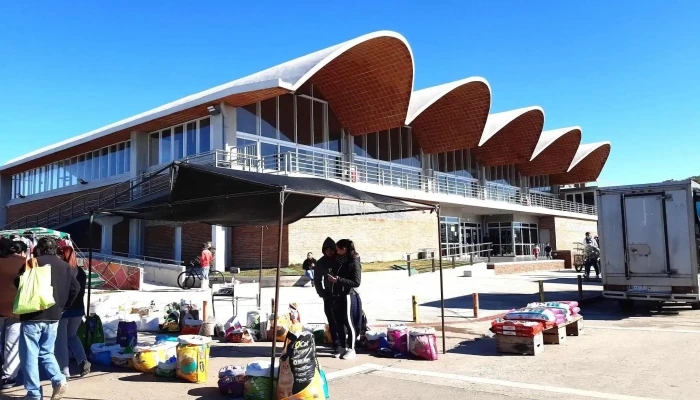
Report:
0,174,11,227
345,134,354,164
211,225,229,271
95,216,123,254
128,218,144,256
222,104,237,150
130,130,149,176
174,226,182,262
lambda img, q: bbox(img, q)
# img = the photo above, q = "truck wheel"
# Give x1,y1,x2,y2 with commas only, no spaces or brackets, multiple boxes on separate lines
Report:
619,299,634,312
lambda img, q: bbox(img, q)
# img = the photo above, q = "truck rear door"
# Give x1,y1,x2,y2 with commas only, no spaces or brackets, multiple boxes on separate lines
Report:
624,193,669,275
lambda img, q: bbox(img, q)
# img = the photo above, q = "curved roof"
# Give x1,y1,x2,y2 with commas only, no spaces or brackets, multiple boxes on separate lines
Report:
550,142,611,185
517,127,581,176
231,30,414,135
474,106,545,166
405,78,491,154
2,31,414,171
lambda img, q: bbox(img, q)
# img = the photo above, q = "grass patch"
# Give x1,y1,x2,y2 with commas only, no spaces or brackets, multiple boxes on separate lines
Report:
232,259,471,277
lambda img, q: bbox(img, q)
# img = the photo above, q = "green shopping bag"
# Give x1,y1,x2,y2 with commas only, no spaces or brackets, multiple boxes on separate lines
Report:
13,259,55,315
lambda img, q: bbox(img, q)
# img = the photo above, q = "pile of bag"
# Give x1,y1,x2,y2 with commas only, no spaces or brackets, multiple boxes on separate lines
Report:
360,324,438,361
491,300,582,336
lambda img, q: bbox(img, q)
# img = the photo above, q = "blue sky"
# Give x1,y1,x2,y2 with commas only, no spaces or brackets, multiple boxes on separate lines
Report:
1,1,698,185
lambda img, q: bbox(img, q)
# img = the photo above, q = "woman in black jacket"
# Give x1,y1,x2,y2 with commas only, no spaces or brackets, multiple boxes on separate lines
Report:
327,239,362,360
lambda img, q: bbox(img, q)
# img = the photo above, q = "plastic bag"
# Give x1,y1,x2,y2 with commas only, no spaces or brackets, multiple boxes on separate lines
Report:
277,331,325,400
13,260,55,315
176,336,212,383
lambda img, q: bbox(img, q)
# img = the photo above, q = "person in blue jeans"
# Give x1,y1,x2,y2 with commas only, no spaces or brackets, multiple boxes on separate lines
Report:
14,237,79,400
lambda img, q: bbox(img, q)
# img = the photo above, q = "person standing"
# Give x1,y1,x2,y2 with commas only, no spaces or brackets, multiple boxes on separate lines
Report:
302,252,316,286
314,238,340,355
14,237,80,400
544,243,553,260
533,244,540,260
199,242,213,280
0,238,25,390
327,239,362,360
55,246,91,378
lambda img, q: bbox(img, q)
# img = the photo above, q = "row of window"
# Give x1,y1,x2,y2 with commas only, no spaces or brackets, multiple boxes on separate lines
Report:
148,117,212,166
565,191,595,206
353,127,421,168
236,88,343,152
11,141,131,199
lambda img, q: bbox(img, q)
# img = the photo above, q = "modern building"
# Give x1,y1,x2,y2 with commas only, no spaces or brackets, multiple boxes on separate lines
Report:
0,31,610,271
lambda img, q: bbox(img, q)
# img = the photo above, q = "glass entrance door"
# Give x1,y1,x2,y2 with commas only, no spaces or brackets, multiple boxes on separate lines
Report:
460,223,481,254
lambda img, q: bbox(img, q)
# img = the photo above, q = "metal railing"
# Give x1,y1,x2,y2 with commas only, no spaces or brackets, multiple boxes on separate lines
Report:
225,151,597,215
5,144,595,231
82,248,185,266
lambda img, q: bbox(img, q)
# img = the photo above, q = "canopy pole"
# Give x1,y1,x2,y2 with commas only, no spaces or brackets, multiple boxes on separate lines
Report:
268,190,286,400
86,212,95,321
436,206,446,354
258,226,264,308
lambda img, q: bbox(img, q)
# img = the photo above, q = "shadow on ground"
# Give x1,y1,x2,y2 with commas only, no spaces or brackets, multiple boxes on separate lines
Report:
421,291,602,313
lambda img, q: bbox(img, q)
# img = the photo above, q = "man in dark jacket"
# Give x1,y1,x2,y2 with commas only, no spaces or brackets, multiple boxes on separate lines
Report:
327,239,362,360
13,237,79,400
314,238,342,354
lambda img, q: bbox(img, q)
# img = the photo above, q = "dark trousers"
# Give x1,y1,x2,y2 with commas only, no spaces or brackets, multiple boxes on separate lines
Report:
329,293,362,349
585,258,600,277
323,296,340,346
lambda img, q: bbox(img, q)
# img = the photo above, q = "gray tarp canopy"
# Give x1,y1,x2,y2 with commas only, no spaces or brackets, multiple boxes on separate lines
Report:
88,161,446,398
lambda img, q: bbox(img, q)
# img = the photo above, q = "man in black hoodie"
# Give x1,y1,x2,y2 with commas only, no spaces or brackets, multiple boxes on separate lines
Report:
313,238,343,355
14,237,80,400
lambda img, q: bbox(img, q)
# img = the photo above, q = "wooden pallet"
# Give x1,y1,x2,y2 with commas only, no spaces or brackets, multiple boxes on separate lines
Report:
543,315,584,344
496,332,544,356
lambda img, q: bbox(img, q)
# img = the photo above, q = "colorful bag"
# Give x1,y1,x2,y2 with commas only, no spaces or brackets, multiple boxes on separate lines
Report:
490,319,545,337
245,376,273,400
176,335,211,383
387,325,408,354
218,366,246,396
79,314,106,354
13,259,55,315
277,331,325,400
408,328,438,361
365,331,387,351
117,321,138,348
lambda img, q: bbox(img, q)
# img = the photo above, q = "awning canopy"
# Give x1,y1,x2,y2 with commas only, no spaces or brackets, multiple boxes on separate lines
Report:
98,162,432,226
0,227,71,239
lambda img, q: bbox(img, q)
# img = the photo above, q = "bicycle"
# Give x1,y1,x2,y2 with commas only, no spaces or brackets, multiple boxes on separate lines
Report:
177,267,226,290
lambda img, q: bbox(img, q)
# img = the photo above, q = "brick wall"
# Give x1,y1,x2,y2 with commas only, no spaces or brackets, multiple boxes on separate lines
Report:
287,208,438,264
487,260,564,275
144,225,175,261
232,226,289,269
113,219,130,254
182,223,211,264
553,217,597,251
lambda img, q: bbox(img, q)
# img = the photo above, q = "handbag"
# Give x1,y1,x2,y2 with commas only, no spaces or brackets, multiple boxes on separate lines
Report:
13,258,55,314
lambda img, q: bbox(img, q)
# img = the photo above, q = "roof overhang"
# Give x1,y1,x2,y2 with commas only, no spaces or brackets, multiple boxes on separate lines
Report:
550,142,611,185
517,126,581,176
474,106,545,166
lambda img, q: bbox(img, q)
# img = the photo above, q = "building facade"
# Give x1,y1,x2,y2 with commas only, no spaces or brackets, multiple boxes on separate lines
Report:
0,31,610,270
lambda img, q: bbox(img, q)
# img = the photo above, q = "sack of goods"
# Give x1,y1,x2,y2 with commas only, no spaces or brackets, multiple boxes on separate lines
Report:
408,328,438,361
266,315,291,342
111,350,134,369
90,343,121,366
364,331,387,352
176,335,212,383
181,319,204,335
133,343,177,373
218,366,246,397
387,324,409,354
277,331,325,400
156,359,177,378
504,308,557,323
490,319,545,337
117,321,138,348
79,315,105,354
225,328,256,344
244,360,279,400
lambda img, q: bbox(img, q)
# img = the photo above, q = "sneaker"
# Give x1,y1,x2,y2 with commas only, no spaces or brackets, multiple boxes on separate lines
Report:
341,348,356,360
2,378,18,389
51,382,67,400
332,346,344,359
79,360,91,377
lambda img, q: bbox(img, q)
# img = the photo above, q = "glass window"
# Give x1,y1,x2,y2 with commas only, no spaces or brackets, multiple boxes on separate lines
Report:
313,101,325,149
378,131,390,162
575,193,583,204
100,148,108,178
70,157,78,185
261,98,277,139
261,142,277,157
149,133,160,166
186,122,197,156
354,135,366,157
161,129,172,163
410,129,421,168
296,97,312,146
328,106,342,152
531,228,539,244
390,128,401,163
199,118,211,152
77,154,85,181
117,143,126,174
365,132,378,159
92,151,100,180
237,104,257,135
108,145,117,176
174,126,184,160
278,95,295,142
124,141,131,173
584,192,595,206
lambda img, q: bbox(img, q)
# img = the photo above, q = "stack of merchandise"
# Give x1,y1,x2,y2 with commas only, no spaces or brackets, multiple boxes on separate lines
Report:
365,325,439,361
493,300,582,334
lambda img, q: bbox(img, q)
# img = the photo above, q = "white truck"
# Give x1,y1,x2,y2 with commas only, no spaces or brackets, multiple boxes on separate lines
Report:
597,180,700,308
